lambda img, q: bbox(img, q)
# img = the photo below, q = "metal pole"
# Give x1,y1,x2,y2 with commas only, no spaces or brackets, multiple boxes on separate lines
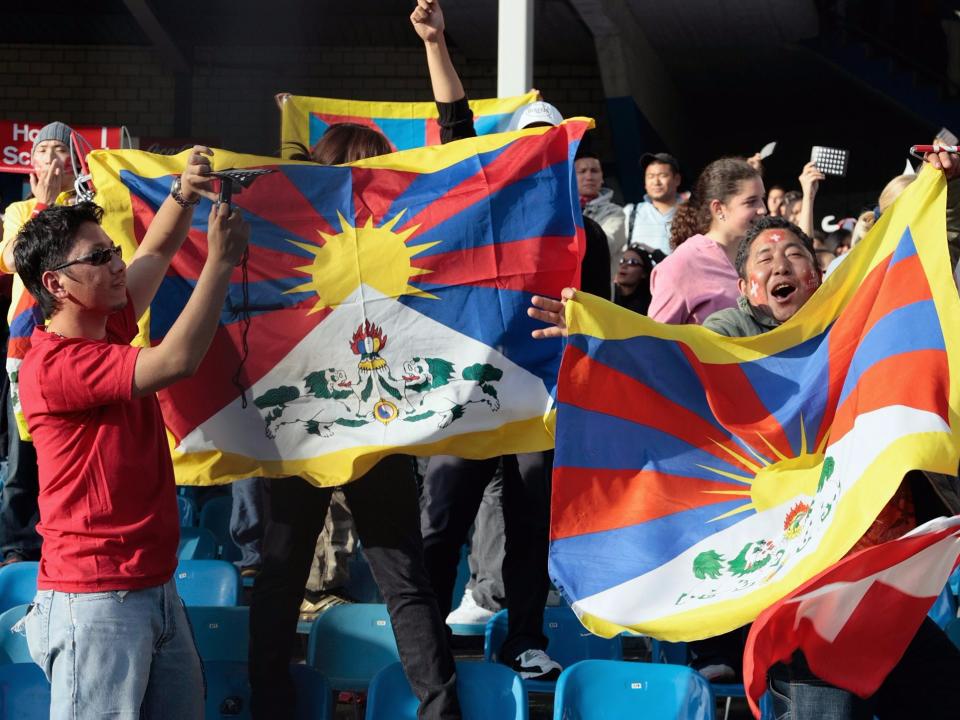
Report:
497,0,534,97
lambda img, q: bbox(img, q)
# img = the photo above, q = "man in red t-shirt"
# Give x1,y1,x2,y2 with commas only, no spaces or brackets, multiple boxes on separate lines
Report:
13,147,249,719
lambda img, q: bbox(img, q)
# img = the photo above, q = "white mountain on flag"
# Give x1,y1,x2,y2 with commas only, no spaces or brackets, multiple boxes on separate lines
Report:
175,286,552,460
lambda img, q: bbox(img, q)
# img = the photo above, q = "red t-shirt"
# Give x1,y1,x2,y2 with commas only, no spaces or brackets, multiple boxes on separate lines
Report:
19,298,178,591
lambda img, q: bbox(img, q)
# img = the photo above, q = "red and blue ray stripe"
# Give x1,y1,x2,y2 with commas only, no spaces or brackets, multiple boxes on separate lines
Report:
550,225,950,604
118,125,585,443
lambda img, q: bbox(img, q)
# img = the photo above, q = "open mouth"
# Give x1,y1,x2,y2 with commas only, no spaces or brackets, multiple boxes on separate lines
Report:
402,375,419,382
770,282,796,302
337,381,352,388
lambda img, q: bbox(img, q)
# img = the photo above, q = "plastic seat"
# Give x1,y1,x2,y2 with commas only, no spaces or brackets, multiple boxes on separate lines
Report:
0,662,50,720
0,605,31,665
186,606,249,662
177,495,198,527
307,603,399,691
199,496,242,562
365,660,527,720
0,563,38,614
552,659,714,720
484,606,623,692
204,661,331,720
174,560,241,606
177,527,218,560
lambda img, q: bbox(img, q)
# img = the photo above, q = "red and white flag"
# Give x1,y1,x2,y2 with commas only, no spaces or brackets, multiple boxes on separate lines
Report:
744,515,960,718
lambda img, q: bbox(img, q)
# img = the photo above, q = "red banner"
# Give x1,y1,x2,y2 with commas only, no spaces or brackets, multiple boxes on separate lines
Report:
0,121,123,175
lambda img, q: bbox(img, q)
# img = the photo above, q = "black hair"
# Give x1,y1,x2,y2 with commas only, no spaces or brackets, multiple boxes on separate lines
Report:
575,144,600,162
14,202,104,319
622,244,655,274
734,215,815,279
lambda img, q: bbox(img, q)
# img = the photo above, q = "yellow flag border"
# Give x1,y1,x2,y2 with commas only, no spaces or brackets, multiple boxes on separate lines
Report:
561,165,960,640
280,92,539,157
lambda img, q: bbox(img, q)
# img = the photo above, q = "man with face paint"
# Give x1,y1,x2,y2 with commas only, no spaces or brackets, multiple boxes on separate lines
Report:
703,215,960,718
703,216,821,336
530,170,960,717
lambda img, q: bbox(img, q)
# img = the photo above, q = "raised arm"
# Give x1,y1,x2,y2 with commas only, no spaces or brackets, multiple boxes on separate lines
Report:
411,0,465,103
132,202,249,397
125,146,219,318
797,161,825,239
1,157,68,272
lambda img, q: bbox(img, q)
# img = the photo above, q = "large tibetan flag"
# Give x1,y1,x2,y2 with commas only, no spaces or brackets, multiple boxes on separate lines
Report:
280,92,538,156
87,119,590,486
549,165,960,641
743,515,960,718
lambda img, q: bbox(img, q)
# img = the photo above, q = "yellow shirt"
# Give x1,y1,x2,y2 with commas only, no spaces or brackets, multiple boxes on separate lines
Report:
0,191,74,440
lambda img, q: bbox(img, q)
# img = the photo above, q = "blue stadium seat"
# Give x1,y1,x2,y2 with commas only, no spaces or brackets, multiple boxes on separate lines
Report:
205,661,331,720
0,563,38,614
484,606,623,693
0,662,50,720
552,659,715,720
174,560,240,606
344,545,383,605
0,604,31,665
186,606,249,662
177,495,198,527
177,527,218,560
307,603,399,691
199,495,242,562
365,660,527,720
649,639,776,719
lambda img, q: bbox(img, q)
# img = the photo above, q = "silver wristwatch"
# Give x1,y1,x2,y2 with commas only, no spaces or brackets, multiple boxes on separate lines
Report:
170,177,200,208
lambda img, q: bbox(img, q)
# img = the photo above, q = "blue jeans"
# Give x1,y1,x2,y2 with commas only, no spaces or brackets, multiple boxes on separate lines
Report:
767,617,960,718
768,677,873,720
23,579,204,720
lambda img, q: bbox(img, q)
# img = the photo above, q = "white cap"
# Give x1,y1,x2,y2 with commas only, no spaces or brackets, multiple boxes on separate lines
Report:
509,101,563,130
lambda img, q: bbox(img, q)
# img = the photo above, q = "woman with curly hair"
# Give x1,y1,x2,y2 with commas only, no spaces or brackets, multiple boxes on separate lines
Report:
647,157,766,325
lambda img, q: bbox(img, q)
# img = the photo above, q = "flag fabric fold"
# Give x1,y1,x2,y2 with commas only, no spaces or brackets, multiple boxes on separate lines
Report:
87,119,591,487
743,515,960,717
548,166,960,642
280,92,538,156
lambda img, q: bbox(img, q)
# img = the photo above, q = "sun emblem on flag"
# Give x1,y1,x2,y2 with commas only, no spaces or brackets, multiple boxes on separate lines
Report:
286,211,438,313
700,415,829,521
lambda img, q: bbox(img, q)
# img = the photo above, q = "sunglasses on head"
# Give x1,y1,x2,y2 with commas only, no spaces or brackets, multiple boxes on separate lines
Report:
50,245,122,272
619,257,645,266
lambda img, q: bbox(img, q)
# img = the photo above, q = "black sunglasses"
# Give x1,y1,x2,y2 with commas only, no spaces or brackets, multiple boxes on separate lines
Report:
50,245,122,272
619,257,645,266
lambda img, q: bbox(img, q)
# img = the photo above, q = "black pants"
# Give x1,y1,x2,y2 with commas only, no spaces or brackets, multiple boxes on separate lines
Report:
420,451,553,661
769,617,960,718
249,456,459,719
0,393,40,559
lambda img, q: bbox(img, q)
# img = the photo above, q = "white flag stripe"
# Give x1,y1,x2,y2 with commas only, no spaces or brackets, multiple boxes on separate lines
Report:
178,285,552,459
787,520,960,643
571,405,950,627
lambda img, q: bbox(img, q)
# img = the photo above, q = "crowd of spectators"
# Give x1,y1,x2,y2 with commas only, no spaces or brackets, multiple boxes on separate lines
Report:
1,0,959,718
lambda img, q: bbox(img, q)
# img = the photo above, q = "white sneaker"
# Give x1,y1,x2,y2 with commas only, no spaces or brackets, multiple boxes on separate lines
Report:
509,649,562,681
446,588,495,626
